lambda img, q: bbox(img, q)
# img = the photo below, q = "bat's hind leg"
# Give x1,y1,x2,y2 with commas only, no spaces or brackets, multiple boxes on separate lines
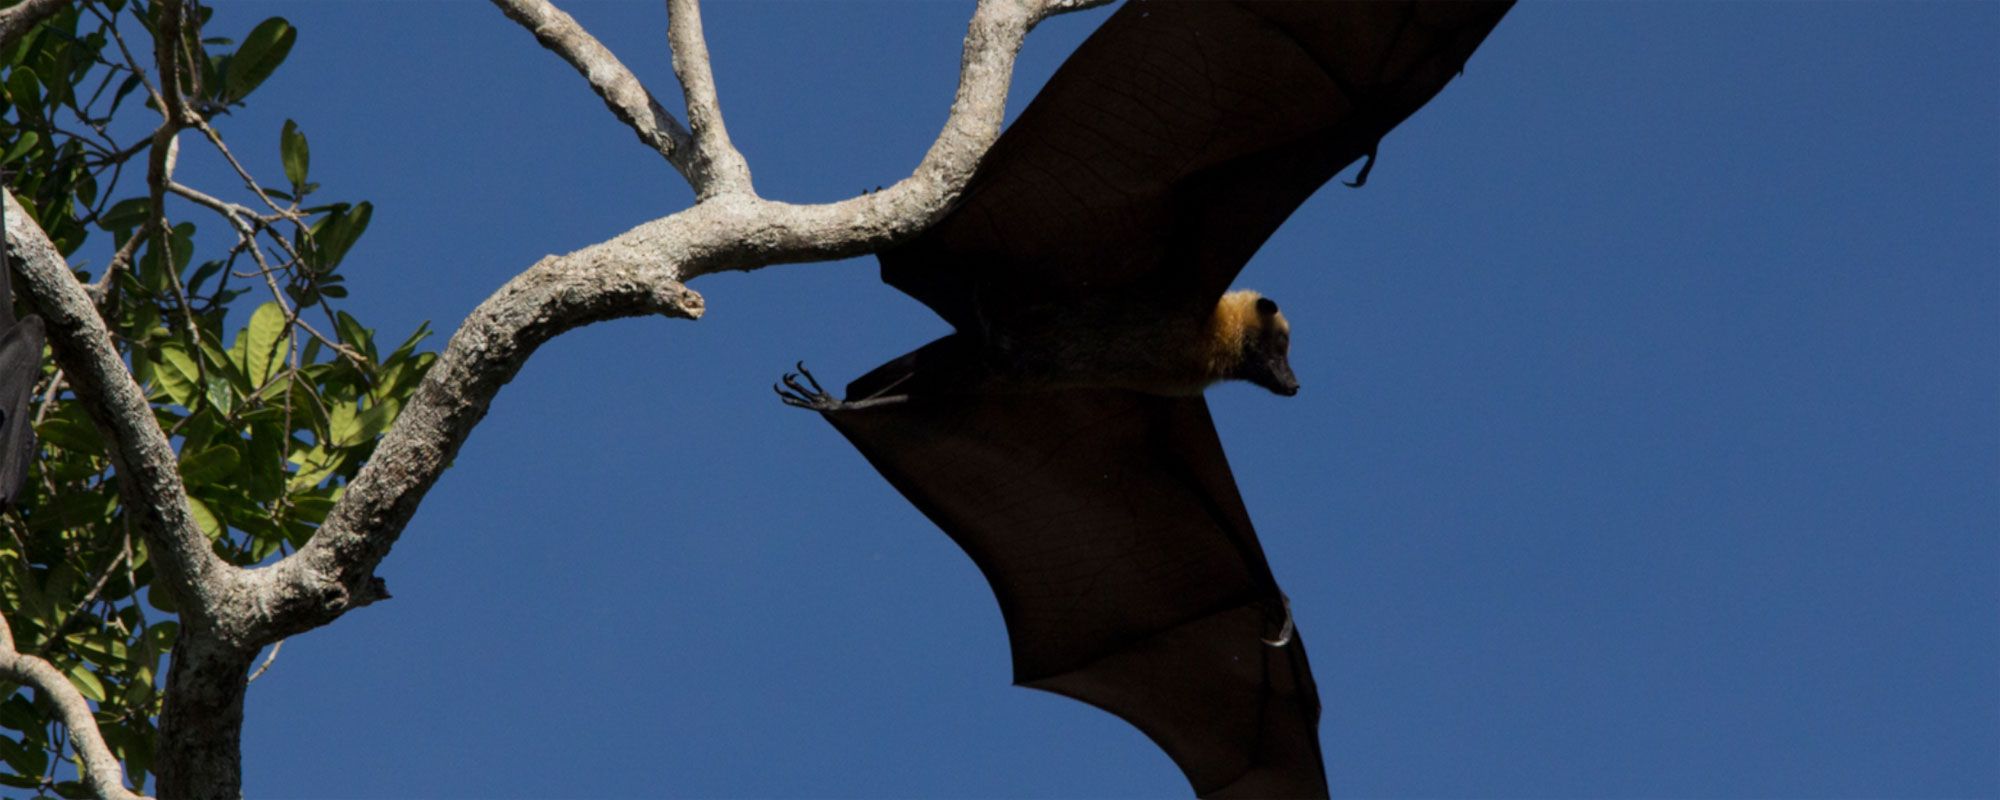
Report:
774,362,908,412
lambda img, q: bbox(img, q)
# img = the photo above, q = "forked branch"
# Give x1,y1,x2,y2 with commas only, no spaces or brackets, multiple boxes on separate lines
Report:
666,0,753,198
2,191,231,627
489,0,701,183
252,0,1114,639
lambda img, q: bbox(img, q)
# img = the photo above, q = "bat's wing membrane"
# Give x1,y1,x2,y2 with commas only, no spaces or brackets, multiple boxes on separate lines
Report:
821,3,1518,792
0,316,44,508
823,354,1326,798
880,0,1513,332
4,180,42,509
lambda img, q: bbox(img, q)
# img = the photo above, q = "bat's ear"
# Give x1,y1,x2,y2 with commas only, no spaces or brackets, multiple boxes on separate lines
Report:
1255,297,1279,317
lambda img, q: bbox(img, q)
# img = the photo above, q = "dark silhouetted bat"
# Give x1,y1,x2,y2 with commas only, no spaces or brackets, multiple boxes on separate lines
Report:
779,2,1511,796
0,180,45,510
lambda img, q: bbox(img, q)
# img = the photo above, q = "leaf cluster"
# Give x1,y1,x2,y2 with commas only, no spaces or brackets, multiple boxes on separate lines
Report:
0,3,431,795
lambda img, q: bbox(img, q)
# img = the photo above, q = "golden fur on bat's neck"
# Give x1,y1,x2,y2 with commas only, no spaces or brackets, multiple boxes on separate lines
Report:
995,289,1286,395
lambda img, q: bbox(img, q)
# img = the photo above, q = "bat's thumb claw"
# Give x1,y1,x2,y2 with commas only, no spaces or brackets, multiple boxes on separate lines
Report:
1261,595,1297,647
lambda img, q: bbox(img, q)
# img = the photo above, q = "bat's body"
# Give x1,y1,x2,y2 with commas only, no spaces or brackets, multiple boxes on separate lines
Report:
0,186,46,510
780,1,1511,796
843,289,1297,401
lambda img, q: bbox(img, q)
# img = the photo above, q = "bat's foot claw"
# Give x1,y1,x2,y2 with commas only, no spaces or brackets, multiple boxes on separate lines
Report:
775,362,843,412
775,362,912,412
1341,146,1378,188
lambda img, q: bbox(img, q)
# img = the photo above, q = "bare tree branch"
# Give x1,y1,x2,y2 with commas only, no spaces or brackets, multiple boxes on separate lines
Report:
666,0,752,198
0,611,152,800
0,0,69,50
2,189,233,626
489,0,700,183
243,246,705,640
672,0,1117,278
238,0,1113,643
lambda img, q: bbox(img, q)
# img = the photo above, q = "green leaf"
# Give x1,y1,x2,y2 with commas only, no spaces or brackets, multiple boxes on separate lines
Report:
0,772,40,790
351,399,398,443
383,322,432,366
287,446,344,492
179,408,220,455
243,419,287,503
0,131,38,165
6,66,42,124
24,487,114,536
0,697,37,732
222,497,281,547
280,118,309,191
147,584,180,614
108,72,143,115
290,494,335,524
248,533,279,562
64,662,107,703
155,344,201,407
185,495,223,540
151,622,179,649
196,329,251,396
179,443,241,488
205,373,238,416
96,196,150,233
224,18,295,103
372,355,429,403
66,631,130,669
74,172,97,207
0,745,29,785
172,221,197,272
242,301,289,387
325,397,358,446
186,259,226,295
305,201,371,273
35,417,103,454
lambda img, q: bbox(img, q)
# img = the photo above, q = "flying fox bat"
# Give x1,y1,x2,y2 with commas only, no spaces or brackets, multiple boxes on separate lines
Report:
778,1,1511,796
0,183,46,510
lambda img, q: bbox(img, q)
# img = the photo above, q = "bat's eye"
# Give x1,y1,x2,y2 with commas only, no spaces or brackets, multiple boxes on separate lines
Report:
1255,297,1279,316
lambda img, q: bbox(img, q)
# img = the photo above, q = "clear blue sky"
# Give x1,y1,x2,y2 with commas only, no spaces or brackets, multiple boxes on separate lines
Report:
144,2,2000,797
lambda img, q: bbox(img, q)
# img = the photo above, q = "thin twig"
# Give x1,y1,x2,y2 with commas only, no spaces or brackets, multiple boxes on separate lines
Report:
31,368,62,427
32,545,132,654
89,230,146,306
188,118,302,224
488,0,698,180
166,180,366,367
245,639,284,683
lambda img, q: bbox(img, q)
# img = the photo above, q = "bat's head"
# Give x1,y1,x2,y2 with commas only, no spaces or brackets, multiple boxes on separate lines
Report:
1223,293,1299,397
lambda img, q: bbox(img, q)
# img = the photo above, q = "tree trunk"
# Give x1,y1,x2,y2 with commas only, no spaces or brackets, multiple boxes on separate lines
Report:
156,632,254,799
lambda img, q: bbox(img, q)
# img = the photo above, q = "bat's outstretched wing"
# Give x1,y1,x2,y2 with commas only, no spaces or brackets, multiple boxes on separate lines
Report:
0,227,43,509
0,314,44,508
816,347,1326,798
881,0,1512,332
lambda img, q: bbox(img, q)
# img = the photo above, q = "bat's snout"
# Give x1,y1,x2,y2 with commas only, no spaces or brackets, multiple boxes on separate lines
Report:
1248,357,1300,398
